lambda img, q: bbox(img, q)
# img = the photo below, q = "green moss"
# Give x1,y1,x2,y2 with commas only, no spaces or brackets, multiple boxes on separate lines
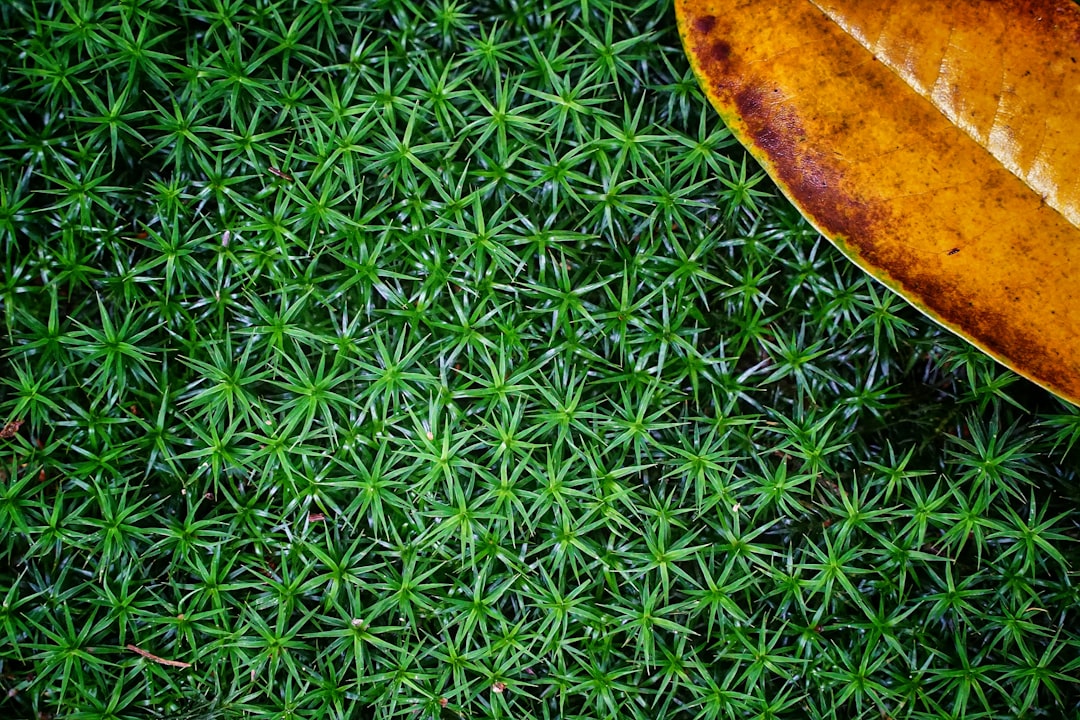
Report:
0,1,1078,718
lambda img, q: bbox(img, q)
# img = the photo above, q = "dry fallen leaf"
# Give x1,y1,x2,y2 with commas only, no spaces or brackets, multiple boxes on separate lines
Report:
677,0,1080,404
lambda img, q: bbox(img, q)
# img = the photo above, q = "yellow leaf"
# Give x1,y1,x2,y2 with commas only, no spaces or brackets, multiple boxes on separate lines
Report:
677,0,1080,405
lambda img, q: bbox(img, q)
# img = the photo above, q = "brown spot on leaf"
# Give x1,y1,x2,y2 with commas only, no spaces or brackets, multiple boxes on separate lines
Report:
709,39,732,63
694,14,717,34
755,127,783,154
731,82,891,245
734,86,764,117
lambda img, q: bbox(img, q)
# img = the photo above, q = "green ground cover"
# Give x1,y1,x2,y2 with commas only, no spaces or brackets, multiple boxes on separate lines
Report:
1,0,1078,717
